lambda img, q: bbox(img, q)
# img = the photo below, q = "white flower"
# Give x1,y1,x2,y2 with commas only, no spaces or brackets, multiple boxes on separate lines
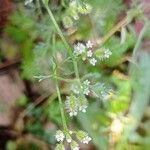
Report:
83,80,90,86
87,50,93,57
78,3,92,15
73,15,79,20
82,136,92,144
83,88,90,96
74,89,80,94
86,40,93,48
55,130,65,142
55,143,65,150
66,133,72,143
69,111,77,117
95,48,112,61
79,105,87,113
66,138,72,143
83,80,90,95
89,58,97,66
78,97,88,113
71,84,80,94
76,130,91,144
69,130,73,134
24,0,33,5
110,118,123,134
104,49,112,58
74,43,86,56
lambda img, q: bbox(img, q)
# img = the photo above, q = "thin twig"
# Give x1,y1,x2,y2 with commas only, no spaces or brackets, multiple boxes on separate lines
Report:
19,92,50,119
132,20,149,58
97,17,128,46
0,59,20,71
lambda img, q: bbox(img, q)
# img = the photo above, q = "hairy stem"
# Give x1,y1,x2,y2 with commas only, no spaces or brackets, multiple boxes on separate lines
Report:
44,5,80,79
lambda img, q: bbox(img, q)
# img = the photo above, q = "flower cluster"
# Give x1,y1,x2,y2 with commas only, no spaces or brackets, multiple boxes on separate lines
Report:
55,130,65,142
65,94,88,117
83,80,91,96
95,48,112,61
76,130,92,144
74,40,97,66
55,129,91,150
62,1,92,28
74,40,112,66
65,79,92,117
55,143,65,150
74,43,86,56
65,95,78,117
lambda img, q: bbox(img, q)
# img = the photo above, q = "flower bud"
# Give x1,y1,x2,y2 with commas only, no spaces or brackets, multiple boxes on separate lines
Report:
55,143,65,150
76,130,91,144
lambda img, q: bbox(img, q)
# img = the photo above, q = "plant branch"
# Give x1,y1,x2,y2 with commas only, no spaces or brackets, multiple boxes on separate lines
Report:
132,20,149,58
44,4,80,79
54,68,68,131
97,17,128,46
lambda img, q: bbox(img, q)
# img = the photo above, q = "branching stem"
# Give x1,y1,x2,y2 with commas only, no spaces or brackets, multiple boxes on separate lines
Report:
45,5,80,79
97,17,128,45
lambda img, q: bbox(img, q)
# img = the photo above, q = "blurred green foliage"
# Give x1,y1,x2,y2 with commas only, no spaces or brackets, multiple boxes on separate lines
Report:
0,0,149,149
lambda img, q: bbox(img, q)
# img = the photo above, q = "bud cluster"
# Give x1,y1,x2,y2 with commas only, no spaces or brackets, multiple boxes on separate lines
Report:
62,1,92,28
65,94,88,117
55,129,91,150
74,41,112,66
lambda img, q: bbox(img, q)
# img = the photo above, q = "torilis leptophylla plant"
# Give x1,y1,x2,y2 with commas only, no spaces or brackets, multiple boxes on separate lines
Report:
25,0,112,149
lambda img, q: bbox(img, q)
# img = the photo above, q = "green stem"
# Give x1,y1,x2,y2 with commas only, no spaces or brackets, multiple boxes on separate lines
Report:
132,21,148,59
44,5,80,80
129,20,148,75
54,69,68,131
43,3,82,132
97,17,128,45
45,5,71,55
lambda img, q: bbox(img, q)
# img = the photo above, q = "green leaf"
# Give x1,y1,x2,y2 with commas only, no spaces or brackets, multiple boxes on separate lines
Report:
129,52,150,130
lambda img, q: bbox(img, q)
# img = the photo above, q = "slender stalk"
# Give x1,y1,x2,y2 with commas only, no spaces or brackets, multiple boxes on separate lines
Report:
45,5,71,53
132,21,148,58
97,17,128,45
44,5,80,80
129,20,148,74
45,6,71,56
54,68,68,131
43,3,81,132
19,92,50,118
